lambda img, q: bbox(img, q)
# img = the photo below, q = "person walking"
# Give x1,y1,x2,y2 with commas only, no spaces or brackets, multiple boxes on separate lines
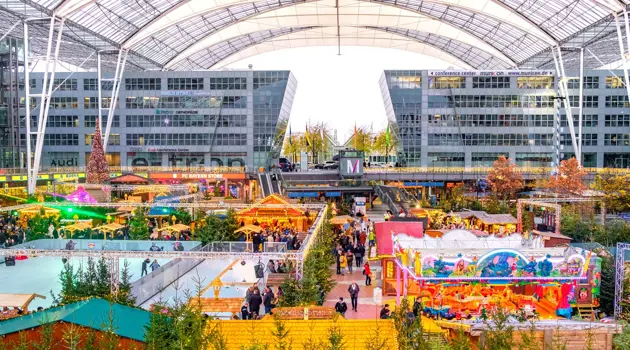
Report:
241,302,250,320
150,259,160,272
364,262,372,286
141,258,150,277
348,282,360,312
249,289,263,316
335,297,348,316
339,253,347,276
335,249,342,275
346,251,354,273
355,245,365,268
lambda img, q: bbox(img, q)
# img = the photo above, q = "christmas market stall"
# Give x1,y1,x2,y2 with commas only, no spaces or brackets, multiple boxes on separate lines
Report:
236,194,312,231
161,223,191,240
390,230,602,320
60,221,93,238
235,224,263,241
451,211,517,236
17,206,60,219
93,223,126,239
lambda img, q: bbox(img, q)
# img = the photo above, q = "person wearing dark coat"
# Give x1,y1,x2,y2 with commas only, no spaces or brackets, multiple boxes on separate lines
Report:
263,287,275,315
141,258,150,277
348,282,360,312
335,297,348,316
355,245,365,267
249,290,263,315
241,303,250,320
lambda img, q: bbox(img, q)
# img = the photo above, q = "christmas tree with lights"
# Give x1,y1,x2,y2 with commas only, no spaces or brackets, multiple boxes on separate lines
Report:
86,118,109,184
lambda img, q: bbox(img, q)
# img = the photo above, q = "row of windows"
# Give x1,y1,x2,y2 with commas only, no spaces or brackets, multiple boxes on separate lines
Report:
125,78,161,91
429,114,555,127
44,134,79,146
125,133,247,146
125,114,247,127
604,134,630,146
83,79,113,91
605,95,630,108
566,76,600,89
167,78,204,90
25,115,120,128
85,134,120,145
209,78,247,90
253,72,288,89
427,133,553,146
605,114,630,127
84,97,116,109
85,115,120,128
561,134,598,146
560,115,599,127
388,75,422,89
472,77,511,89
428,95,555,108
567,95,599,108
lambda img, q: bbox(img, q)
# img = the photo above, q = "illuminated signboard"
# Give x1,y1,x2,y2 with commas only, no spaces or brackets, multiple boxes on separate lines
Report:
428,70,555,77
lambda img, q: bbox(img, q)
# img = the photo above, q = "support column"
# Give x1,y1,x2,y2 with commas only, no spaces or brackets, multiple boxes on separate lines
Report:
109,257,120,295
396,264,401,305
103,50,128,151
224,178,229,197
616,12,630,114
551,46,580,166
403,269,408,297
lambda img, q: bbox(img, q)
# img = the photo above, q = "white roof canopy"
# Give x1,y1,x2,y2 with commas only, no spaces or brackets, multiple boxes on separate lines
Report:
0,0,626,70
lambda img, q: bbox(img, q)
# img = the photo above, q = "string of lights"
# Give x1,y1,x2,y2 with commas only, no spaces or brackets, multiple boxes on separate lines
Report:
0,202,326,212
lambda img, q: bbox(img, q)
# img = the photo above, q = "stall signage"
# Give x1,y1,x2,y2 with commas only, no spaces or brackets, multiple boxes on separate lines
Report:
404,181,445,187
288,192,319,198
325,191,341,197
428,70,555,77
174,173,223,180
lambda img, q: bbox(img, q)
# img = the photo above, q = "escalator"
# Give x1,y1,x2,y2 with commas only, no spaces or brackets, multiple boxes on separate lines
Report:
270,174,282,195
258,173,272,197
375,185,411,217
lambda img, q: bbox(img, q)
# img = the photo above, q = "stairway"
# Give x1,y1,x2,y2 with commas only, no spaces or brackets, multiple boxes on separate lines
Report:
375,185,411,216
576,304,596,321
215,319,397,349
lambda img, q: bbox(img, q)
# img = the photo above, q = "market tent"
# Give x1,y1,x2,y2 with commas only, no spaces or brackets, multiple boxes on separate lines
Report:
61,222,92,234
161,224,190,239
235,224,262,233
0,293,45,312
329,215,355,225
94,223,125,232
18,206,60,218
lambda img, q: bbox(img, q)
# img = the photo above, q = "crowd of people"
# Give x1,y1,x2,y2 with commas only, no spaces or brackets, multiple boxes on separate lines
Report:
242,284,282,320
0,215,26,248
333,217,374,287
251,226,302,252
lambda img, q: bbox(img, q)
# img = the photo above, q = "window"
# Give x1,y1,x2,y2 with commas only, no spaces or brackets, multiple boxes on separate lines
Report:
605,95,630,108
50,97,78,109
85,134,120,145
84,97,117,109
561,134,597,146
253,71,290,89
47,115,79,128
84,79,114,91
428,133,552,146
126,96,159,109
19,79,37,90
427,153,464,167
428,95,554,108
44,134,79,146
605,114,630,127
125,114,246,127
569,96,599,108
472,77,510,89
388,75,422,89
51,78,77,91
472,153,509,167
428,77,465,89
85,115,120,128
125,78,161,90
517,77,553,89
561,114,598,127
213,133,247,146
567,76,599,89
167,78,204,90
209,77,247,90
604,134,630,146
606,76,625,88
516,153,553,167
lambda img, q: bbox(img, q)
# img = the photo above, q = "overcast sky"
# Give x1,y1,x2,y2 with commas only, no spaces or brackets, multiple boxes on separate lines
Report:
227,46,454,143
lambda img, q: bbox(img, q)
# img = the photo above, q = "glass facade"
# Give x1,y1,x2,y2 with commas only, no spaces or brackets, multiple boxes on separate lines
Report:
381,69,630,168
23,70,296,169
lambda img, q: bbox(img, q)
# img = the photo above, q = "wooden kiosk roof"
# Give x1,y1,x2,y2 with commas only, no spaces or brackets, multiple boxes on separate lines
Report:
106,174,153,184
237,194,306,217
0,294,46,310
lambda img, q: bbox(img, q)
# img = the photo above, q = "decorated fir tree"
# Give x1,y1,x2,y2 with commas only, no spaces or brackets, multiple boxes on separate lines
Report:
86,118,109,184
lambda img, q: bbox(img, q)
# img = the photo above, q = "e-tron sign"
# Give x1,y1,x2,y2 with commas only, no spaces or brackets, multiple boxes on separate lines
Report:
428,70,555,77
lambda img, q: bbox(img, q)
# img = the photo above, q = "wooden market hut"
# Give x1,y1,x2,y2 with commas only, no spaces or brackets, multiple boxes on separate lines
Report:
93,223,125,239
451,211,517,235
162,223,191,240
17,206,60,219
235,224,263,241
0,298,149,348
59,222,92,238
236,194,312,231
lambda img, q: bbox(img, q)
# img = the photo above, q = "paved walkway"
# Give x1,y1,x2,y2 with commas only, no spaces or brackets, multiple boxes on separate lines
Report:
323,264,388,320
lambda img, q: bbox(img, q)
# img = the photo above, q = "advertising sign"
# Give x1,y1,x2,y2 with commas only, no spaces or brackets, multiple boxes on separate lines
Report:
339,156,363,177
354,196,366,216
427,70,555,77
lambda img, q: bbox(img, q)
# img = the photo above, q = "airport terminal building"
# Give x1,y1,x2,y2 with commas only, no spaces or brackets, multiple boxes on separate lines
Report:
19,70,296,170
380,70,630,169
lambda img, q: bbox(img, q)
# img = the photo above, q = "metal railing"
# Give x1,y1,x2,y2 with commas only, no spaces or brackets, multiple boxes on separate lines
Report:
0,165,247,175
364,166,630,175
11,239,202,252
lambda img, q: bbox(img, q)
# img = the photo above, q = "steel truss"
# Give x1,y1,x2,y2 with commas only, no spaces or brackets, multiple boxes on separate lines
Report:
0,202,326,213
615,242,630,319
24,16,66,195
551,46,580,167
98,49,127,150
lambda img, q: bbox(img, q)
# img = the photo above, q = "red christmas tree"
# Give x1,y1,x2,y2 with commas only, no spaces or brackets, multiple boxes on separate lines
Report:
86,118,110,184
